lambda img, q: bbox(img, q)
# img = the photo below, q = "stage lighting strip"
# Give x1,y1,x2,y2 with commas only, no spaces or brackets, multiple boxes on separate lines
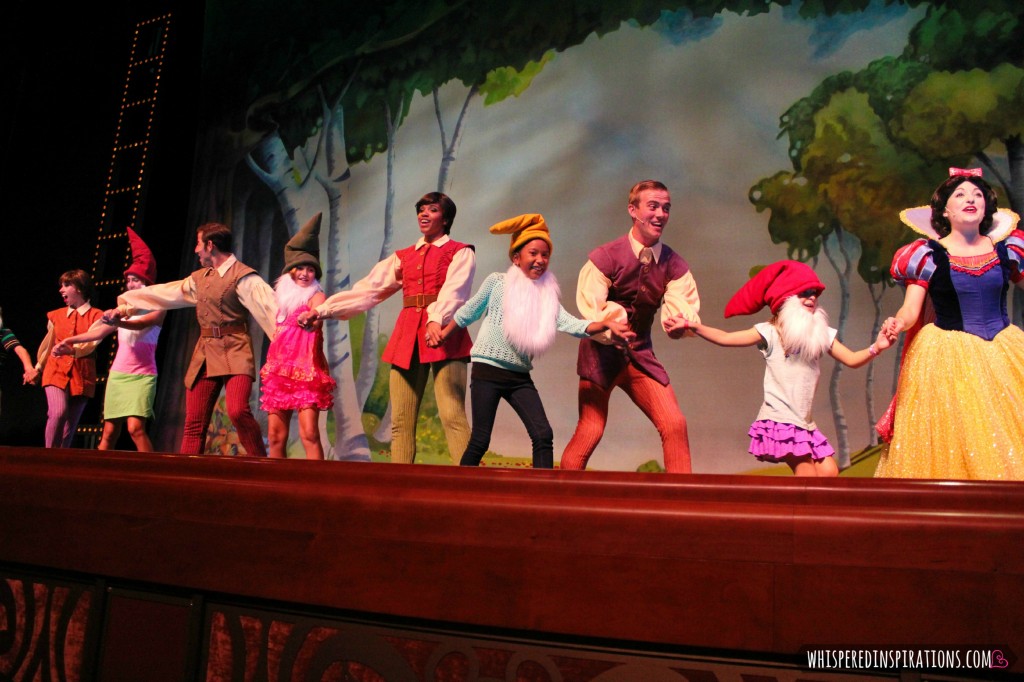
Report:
80,14,173,446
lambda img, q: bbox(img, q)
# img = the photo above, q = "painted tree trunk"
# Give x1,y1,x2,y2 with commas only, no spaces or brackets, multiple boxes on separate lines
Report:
823,224,853,467
864,282,887,447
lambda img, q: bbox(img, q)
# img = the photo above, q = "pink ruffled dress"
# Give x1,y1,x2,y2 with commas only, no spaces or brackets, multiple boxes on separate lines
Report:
260,304,336,412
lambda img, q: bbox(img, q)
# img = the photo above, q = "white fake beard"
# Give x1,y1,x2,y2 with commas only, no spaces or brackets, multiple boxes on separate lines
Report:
274,273,321,321
501,264,561,358
776,295,831,361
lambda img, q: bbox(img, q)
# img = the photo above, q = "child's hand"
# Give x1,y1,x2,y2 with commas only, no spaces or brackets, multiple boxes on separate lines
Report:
665,314,693,339
881,316,903,341
605,320,635,347
874,327,893,352
426,321,454,348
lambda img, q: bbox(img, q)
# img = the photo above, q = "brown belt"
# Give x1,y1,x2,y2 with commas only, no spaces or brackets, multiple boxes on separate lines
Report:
402,294,438,308
200,323,247,338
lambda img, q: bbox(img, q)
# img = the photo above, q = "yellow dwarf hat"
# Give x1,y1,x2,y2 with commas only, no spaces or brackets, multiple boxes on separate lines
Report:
489,213,552,260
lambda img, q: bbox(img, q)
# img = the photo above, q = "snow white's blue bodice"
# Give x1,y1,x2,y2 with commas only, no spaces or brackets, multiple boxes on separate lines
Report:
890,232,1024,341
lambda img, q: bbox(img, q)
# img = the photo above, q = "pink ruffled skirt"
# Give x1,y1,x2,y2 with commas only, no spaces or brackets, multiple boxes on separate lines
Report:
748,419,835,462
259,314,336,413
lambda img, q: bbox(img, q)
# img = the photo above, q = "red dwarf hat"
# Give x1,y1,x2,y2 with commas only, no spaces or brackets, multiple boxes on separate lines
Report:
124,227,157,285
724,260,825,317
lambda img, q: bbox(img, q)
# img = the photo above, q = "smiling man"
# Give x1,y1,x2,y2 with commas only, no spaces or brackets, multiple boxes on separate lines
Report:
560,180,701,474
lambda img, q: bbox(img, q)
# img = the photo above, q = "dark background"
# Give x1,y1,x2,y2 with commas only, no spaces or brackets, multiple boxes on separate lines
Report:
0,0,205,444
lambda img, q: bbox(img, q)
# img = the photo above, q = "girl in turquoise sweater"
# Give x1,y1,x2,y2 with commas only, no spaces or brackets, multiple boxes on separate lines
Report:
442,214,632,468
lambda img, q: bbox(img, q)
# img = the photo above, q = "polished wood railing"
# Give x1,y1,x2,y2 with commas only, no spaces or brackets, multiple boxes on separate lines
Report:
1,445,1020,680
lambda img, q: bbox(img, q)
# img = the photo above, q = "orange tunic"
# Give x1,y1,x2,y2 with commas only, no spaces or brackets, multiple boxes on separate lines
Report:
42,307,104,397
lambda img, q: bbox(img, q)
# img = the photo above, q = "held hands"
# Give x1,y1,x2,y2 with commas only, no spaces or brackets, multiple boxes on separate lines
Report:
604,320,636,347
880,316,904,343
297,309,320,329
101,308,123,325
23,367,39,385
873,326,893,354
425,321,453,348
51,341,75,357
665,314,695,340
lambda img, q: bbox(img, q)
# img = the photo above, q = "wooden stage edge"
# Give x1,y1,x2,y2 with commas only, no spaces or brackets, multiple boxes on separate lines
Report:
1,445,1022,679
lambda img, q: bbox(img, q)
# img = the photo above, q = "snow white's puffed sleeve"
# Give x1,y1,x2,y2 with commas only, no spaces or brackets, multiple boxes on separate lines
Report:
890,238,935,288
1005,229,1024,282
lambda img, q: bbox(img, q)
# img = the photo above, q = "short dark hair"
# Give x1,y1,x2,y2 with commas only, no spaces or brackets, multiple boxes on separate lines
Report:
930,175,998,238
415,192,457,234
59,269,94,302
197,222,234,252
628,180,669,207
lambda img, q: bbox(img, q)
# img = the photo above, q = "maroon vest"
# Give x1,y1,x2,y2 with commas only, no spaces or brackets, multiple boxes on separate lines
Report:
382,240,473,369
577,235,690,388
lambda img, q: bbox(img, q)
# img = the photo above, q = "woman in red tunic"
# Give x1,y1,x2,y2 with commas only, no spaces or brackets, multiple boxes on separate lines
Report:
299,193,475,464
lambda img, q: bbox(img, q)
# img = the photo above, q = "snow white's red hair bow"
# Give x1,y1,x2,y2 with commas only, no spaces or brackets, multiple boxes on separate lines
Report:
949,167,982,178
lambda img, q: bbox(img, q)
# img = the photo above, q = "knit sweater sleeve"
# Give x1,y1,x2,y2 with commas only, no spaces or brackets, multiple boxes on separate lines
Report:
555,305,592,338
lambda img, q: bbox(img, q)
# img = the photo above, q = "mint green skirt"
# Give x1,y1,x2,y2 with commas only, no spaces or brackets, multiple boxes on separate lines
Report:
103,370,157,420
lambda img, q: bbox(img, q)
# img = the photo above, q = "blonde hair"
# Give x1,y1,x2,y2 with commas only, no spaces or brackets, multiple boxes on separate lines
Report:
628,180,669,207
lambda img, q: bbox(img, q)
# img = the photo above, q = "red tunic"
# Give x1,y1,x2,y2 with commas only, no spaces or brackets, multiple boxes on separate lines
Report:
382,240,473,369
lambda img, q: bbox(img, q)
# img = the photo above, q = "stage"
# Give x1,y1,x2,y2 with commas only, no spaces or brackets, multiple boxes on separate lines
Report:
0,446,1020,680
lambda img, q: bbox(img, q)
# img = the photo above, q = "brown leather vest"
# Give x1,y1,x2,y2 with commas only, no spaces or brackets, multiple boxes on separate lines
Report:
185,261,258,387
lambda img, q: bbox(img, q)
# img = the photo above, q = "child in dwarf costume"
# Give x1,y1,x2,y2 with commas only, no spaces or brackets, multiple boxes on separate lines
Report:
53,228,166,451
442,214,633,469
33,268,105,448
260,213,336,459
667,260,890,476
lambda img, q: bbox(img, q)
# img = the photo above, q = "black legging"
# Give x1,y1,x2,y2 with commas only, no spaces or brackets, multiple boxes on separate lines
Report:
460,363,554,468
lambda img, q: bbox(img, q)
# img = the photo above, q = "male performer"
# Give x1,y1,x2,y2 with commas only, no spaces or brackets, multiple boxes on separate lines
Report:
104,222,277,456
560,180,700,473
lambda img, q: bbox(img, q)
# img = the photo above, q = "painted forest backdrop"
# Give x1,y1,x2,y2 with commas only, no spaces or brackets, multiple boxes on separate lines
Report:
157,0,1024,473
